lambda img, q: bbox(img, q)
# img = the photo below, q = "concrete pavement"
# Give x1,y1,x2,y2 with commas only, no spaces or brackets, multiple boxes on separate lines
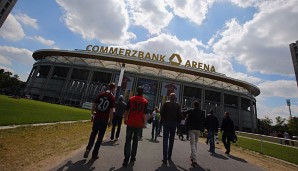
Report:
50,124,263,171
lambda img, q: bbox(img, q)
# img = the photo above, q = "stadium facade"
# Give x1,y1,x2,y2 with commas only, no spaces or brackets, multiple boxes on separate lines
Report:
24,45,260,132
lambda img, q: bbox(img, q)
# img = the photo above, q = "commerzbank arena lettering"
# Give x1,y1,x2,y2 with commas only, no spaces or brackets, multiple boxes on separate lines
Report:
86,45,216,73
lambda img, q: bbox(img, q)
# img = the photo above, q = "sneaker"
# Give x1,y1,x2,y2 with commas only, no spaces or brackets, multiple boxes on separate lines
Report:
225,150,230,155
115,138,119,141
130,158,136,163
92,155,99,160
122,160,128,167
138,137,143,141
162,160,167,164
110,138,114,141
83,149,90,158
191,162,199,168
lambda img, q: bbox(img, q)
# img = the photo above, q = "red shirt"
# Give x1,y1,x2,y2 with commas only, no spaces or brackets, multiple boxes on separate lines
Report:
126,95,148,128
93,90,115,121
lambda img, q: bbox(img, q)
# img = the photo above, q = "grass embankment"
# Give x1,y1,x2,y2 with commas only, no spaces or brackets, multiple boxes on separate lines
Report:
235,136,298,165
0,122,92,171
0,95,89,126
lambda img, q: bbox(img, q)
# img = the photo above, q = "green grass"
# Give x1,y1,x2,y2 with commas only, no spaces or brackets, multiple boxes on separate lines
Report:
236,136,298,165
0,95,90,126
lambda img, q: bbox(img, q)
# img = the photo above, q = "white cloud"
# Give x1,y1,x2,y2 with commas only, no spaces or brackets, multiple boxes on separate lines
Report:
0,14,25,42
0,46,34,66
56,0,135,45
229,0,265,8
28,36,55,46
258,80,298,98
212,0,298,76
15,13,39,29
126,0,173,34
165,0,215,26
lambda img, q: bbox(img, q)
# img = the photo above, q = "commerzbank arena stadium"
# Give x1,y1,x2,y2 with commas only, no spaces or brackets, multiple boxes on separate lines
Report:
24,45,260,132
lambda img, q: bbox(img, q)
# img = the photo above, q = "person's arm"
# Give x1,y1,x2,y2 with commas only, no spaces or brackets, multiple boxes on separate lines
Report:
108,108,113,126
124,100,130,124
143,102,148,127
91,102,96,121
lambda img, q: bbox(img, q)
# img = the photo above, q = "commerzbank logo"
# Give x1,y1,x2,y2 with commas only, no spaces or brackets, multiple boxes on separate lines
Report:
169,54,182,66
85,45,216,73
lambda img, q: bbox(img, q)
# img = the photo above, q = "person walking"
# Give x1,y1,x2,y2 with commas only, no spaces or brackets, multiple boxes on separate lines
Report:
160,93,181,164
184,100,205,167
205,110,219,153
151,107,161,141
110,95,126,141
83,83,116,159
221,111,235,155
122,86,148,167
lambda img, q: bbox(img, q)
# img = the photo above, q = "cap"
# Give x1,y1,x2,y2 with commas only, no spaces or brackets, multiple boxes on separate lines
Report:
119,95,124,100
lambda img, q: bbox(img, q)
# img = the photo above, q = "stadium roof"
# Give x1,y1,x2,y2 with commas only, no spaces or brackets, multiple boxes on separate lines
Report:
32,49,260,96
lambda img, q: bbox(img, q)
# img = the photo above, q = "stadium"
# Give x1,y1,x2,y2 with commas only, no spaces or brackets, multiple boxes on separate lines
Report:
24,45,260,132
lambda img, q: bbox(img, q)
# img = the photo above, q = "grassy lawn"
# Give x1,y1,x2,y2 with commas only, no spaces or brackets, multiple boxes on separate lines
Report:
0,95,90,126
235,136,298,165
0,122,93,171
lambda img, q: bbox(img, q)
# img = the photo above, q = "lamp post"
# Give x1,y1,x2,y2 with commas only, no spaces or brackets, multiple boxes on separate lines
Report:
286,99,292,119
115,63,125,99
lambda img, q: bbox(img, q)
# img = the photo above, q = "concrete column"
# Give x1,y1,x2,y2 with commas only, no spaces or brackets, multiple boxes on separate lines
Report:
39,65,55,100
80,70,94,106
58,67,73,103
201,87,205,110
238,96,242,131
250,98,254,132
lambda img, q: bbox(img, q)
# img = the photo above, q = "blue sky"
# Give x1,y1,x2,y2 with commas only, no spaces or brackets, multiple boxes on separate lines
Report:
0,0,297,121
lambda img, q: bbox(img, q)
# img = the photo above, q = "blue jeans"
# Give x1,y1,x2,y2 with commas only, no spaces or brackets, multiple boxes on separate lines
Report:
86,119,108,157
151,120,160,140
222,132,232,152
163,121,177,161
124,126,142,162
207,130,215,152
110,115,123,139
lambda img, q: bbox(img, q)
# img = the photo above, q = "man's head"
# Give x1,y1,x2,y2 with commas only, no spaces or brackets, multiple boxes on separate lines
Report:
119,95,124,101
193,100,200,108
108,82,116,93
136,86,143,96
224,111,229,117
169,93,176,102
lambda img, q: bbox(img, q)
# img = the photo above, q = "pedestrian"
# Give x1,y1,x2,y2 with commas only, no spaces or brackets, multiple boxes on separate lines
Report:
205,110,219,153
83,83,116,159
221,111,235,155
178,115,187,140
151,107,161,141
110,95,126,141
160,93,181,164
122,86,148,167
284,131,289,145
184,100,205,167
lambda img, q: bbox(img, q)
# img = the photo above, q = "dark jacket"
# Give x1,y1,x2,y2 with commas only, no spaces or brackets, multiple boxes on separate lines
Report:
114,100,126,117
221,116,234,134
160,101,181,122
205,114,219,132
185,108,205,131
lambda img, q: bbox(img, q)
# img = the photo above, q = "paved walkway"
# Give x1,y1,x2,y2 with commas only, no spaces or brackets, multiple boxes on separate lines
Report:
50,124,263,171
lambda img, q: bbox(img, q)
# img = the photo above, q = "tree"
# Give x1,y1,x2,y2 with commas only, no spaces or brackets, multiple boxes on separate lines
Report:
274,116,286,132
0,68,25,95
288,117,298,136
257,116,273,135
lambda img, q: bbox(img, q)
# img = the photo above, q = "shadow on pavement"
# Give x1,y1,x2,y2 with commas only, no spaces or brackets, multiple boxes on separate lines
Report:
227,155,247,163
101,140,120,146
56,159,96,171
210,153,228,160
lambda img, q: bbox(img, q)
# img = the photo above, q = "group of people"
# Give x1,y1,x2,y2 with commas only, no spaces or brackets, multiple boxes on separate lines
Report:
82,82,236,168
